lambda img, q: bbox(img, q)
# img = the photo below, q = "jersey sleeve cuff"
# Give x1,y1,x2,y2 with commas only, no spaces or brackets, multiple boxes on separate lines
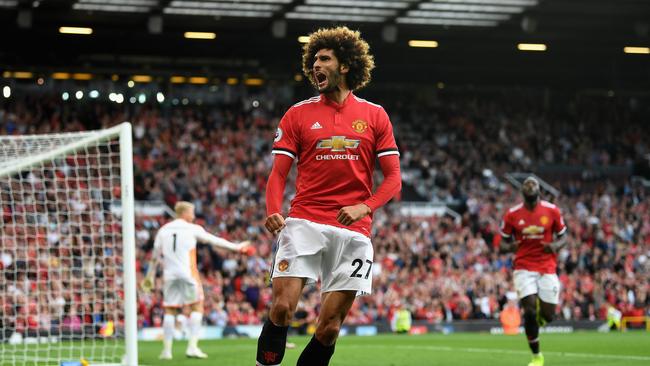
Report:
272,148,297,159
557,226,567,236
500,231,511,238
377,148,400,158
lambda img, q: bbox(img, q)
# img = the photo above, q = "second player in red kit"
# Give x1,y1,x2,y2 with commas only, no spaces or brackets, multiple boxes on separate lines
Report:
500,177,568,366
501,190,567,274
256,27,401,366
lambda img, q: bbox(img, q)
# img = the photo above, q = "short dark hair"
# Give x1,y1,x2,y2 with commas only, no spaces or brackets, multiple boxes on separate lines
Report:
302,26,375,91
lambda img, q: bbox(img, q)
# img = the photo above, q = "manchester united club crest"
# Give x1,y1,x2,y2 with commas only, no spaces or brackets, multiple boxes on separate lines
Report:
263,351,278,363
351,119,368,133
540,216,549,225
277,259,289,272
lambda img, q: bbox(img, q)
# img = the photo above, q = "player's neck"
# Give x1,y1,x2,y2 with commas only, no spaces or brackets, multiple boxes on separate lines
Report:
323,86,351,105
524,200,538,211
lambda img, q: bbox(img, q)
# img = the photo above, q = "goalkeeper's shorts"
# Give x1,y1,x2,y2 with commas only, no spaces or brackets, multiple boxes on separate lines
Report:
163,278,204,307
271,217,373,296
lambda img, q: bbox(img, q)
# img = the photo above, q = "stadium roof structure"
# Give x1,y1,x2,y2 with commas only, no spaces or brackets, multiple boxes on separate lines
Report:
1,0,649,88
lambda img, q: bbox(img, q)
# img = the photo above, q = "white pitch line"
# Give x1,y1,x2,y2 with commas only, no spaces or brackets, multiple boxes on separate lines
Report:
347,344,650,362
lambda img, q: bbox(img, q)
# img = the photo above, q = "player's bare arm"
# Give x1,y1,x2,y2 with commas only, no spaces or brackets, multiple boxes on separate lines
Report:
499,234,520,253
336,203,372,226
543,231,568,254
499,215,518,253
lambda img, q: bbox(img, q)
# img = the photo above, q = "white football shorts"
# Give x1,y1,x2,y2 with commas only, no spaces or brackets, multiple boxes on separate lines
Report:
271,217,374,296
163,278,204,308
513,269,561,304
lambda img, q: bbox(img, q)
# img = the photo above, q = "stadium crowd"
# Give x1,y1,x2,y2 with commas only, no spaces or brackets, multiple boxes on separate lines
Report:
1,88,648,337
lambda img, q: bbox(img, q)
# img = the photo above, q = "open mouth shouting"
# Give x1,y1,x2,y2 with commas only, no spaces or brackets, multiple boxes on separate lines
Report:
314,71,327,89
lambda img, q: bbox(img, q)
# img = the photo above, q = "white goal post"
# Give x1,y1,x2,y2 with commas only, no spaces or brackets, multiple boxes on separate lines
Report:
0,122,137,366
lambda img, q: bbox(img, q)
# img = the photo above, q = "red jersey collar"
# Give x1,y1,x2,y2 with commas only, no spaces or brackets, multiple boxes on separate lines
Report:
320,91,355,109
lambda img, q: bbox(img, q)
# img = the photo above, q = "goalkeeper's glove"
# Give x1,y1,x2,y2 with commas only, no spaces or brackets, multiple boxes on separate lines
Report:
238,241,256,256
141,276,154,293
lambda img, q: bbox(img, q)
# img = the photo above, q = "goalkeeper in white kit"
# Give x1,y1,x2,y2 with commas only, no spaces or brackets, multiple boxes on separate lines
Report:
141,201,252,360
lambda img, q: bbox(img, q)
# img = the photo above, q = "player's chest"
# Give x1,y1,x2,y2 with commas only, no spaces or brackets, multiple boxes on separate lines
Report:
515,211,553,235
297,110,376,150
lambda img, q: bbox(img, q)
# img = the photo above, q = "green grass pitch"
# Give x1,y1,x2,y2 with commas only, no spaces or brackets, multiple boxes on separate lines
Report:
138,331,649,366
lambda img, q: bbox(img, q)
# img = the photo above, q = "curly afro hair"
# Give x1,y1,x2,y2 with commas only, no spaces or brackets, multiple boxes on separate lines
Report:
302,26,375,91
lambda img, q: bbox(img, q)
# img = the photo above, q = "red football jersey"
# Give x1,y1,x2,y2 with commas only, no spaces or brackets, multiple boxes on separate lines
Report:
271,93,399,236
500,200,567,274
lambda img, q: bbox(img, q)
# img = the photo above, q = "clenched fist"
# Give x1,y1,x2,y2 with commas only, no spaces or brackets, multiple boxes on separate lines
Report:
265,213,286,235
337,204,371,226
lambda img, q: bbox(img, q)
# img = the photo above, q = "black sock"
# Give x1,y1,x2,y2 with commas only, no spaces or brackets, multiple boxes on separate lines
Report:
524,311,540,354
256,320,288,365
296,336,335,366
528,338,540,354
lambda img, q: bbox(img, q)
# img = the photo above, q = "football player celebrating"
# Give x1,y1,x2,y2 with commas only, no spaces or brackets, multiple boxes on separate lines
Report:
256,26,401,366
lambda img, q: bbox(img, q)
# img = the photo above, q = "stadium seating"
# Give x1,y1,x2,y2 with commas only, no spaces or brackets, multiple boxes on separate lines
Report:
1,90,648,334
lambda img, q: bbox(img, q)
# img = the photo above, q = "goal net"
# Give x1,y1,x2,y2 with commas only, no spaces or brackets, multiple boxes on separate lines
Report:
0,123,137,366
